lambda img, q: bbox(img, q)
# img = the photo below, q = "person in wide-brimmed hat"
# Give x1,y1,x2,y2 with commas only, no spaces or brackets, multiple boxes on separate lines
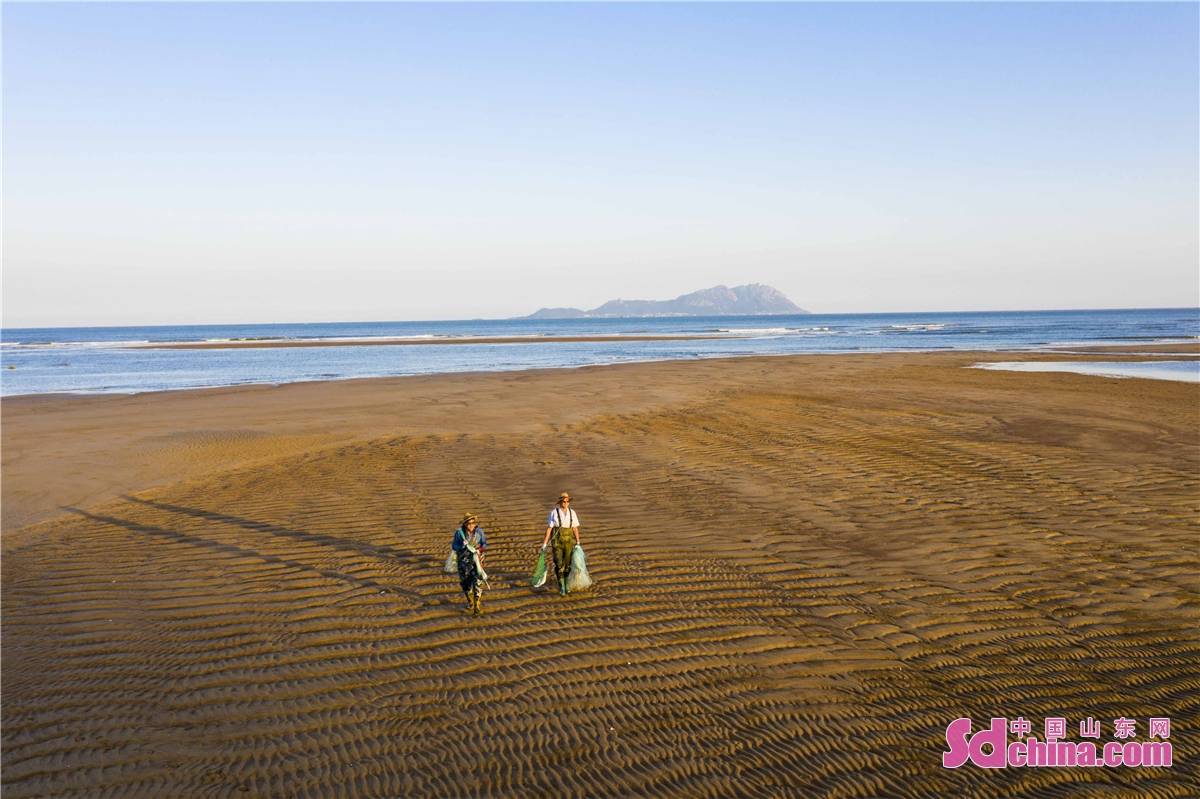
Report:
541,492,581,595
451,513,488,615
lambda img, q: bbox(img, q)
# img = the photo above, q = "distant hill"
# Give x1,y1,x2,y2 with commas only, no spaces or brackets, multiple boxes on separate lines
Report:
525,284,807,319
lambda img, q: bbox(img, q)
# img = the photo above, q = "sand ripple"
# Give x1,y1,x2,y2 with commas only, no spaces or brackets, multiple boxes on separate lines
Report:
3,355,1198,797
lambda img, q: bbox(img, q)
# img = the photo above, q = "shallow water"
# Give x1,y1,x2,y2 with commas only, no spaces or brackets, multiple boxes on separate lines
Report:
973,360,1200,383
2,308,1196,396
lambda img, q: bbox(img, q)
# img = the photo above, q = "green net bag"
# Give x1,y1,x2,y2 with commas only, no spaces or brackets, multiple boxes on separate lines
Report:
530,549,549,588
567,545,593,592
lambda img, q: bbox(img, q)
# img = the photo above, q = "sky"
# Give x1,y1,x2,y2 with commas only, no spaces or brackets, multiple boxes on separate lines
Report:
3,2,1197,327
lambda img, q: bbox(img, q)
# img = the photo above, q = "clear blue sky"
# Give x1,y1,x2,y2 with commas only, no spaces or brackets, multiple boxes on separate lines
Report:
4,2,1197,326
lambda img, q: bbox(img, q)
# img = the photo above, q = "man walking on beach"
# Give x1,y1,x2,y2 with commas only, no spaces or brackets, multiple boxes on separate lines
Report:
541,492,580,596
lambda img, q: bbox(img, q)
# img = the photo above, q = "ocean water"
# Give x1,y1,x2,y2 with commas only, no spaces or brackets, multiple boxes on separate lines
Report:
2,308,1196,397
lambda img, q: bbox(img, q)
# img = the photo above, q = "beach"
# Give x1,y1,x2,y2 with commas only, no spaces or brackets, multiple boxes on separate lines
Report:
2,351,1198,797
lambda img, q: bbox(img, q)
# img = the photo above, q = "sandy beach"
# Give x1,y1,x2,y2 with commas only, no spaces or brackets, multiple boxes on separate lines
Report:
1053,342,1200,354
3,351,1198,797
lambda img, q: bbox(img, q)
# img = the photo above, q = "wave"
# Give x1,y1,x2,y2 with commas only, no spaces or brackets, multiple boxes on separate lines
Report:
884,323,947,332
155,334,447,346
203,336,281,343
712,326,833,335
0,340,152,349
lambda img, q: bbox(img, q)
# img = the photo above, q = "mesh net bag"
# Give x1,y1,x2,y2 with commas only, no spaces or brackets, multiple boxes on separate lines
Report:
444,550,458,574
530,549,549,588
567,545,593,592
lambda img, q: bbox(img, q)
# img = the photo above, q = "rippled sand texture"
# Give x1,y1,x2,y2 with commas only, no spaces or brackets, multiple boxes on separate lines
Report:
3,354,1198,798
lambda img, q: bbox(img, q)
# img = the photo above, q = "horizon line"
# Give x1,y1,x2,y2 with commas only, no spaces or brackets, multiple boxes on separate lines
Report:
3,305,1198,331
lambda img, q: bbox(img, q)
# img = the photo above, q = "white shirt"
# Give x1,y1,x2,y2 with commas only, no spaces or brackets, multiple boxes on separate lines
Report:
547,506,579,528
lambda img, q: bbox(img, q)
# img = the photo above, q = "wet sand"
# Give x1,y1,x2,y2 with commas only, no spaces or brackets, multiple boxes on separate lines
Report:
3,352,1198,797
1048,342,1200,355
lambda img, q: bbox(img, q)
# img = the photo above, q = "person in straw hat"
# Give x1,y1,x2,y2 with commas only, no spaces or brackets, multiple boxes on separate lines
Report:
541,491,581,596
452,513,488,615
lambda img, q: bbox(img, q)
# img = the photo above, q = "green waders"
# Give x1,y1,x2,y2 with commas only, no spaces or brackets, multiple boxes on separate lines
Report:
551,526,576,595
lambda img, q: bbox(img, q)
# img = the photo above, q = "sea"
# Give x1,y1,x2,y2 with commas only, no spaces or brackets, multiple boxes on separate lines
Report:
2,308,1197,397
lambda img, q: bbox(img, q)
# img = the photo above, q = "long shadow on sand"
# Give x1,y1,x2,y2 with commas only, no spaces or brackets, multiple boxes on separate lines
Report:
64,504,435,605
124,496,528,591
124,496,435,565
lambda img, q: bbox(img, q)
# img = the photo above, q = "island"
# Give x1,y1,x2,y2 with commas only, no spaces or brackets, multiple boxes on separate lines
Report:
524,283,808,318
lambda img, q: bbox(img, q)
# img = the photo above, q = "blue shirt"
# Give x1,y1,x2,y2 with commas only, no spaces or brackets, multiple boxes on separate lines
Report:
452,526,487,553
